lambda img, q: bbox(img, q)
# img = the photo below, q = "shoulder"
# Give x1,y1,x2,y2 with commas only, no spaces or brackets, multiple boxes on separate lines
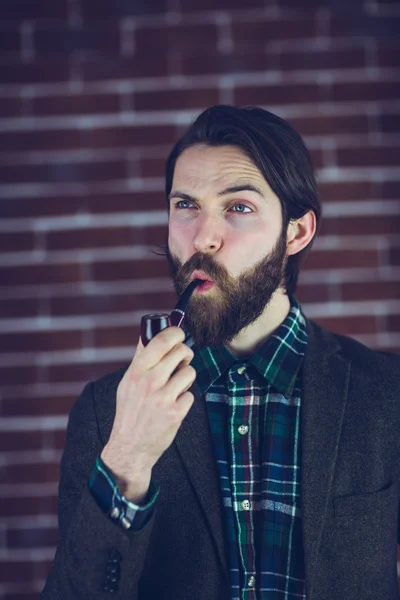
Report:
306,318,400,377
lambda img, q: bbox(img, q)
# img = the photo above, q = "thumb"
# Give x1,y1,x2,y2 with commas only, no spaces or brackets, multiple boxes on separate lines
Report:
135,334,144,357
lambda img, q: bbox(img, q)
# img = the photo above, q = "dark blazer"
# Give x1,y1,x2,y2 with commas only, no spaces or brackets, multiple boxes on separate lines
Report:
42,320,400,600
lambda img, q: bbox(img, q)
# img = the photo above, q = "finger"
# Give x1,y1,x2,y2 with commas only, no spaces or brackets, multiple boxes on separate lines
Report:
172,391,195,420
164,365,196,402
150,344,194,388
134,326,186,372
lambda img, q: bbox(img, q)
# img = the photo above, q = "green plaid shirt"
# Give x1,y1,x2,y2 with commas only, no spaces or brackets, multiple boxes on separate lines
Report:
188,299,307,600
90,300,307,599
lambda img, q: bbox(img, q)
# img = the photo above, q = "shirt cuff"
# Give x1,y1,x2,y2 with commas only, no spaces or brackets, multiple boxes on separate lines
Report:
89,455,159,531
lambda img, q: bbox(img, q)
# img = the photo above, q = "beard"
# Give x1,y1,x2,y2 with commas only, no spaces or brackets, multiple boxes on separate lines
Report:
166,231,288,349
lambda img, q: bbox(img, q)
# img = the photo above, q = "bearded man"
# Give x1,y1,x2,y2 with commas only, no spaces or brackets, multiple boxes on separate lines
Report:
42,106,400,600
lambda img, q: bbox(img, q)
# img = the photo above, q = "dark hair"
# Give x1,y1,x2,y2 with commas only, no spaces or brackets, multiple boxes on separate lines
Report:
165,105,321,296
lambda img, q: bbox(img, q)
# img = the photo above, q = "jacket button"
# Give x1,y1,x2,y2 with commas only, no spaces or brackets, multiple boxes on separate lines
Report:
108,549,122,561
106,563,120,575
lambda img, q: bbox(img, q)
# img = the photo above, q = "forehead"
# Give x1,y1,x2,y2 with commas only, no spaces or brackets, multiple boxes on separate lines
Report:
172,144,266,190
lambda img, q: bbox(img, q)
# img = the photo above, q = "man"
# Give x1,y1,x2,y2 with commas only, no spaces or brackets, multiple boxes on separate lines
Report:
42,106,400,600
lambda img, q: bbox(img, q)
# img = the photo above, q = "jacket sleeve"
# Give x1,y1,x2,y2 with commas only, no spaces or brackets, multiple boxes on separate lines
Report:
41,381,155,599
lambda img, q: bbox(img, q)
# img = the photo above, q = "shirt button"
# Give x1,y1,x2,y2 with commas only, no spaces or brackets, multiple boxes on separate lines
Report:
110,507,120,520
237,366,246,374
241,499,250,510
248,576,256,588
238,424,249,435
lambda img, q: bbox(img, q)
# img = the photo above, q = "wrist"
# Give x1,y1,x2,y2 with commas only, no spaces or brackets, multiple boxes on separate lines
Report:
100,446,152,504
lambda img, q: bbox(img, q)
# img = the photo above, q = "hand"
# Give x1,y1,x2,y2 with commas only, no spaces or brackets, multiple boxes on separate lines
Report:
101,327,196,502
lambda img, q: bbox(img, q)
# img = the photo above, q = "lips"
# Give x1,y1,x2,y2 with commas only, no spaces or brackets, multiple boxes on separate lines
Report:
190,270,214,284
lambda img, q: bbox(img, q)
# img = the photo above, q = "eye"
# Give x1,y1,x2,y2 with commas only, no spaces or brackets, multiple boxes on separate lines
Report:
174,199,195,209
230,203,252,213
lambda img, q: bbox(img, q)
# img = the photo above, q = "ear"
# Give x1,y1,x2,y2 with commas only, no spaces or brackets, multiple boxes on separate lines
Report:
286,210,317,257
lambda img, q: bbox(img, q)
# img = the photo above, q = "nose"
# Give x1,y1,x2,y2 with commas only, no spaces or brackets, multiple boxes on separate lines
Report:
192,213,223,254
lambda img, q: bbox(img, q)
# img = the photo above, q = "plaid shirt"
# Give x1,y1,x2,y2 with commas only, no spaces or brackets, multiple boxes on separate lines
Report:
188,299,307,600
90,300,307,599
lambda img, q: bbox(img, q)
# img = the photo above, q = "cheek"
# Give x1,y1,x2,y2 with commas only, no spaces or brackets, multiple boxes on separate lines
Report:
168,219,190,255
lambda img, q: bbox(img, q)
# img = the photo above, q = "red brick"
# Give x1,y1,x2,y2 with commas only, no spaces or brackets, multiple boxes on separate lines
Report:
389,247,400,266
377,44,400,68
80,54,169,81
0,330,83,354
81,0,167,20
181,0,264,10
91,258,169,282
234,82,324,106
0,128,81,153
134,88,219,112
34,23,121,56
381,181,400,200
0,159,127,184
387,314,400,331
337,144,400,168
0,195,83,219
0,192,166,220
332,80,400,102
7,526,59,549
318,181,373,203
279,47,366,71
0,560,36,584
94,324,140,348
314,314,379,336
0,263,82,286
1,462,60,484
0,96,24,117
46,224,166,251
140,157,166,178
33,92,120,117
86,191,167,213
295,282,332,304
0,231,35,252
81,124,176,150
380,112,400,133
232,15,317,46
1,395,75,417
0,27,21,53
48,360,124,384
289,114,369,137
1,0,68,20
0,493,57,518
309,148,324,170
0,365,37,386
50,289,177,317
0,58,70,85
304,248,380,270
342,280,400,302
181,49,275,76
135,24,218,55
319,215,400,237
0,297,40,319
329,13,400,38
52,428,67,450
46,226,134,250
0,430,44,452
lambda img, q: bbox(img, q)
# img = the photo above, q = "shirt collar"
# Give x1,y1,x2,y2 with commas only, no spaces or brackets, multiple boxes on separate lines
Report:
188,297,308,398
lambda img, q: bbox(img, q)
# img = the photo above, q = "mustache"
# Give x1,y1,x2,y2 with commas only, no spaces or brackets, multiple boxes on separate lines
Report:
175,252,230,288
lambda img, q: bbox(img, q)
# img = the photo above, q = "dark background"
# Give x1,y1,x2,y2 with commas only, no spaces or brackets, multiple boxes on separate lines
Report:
0,0,399,596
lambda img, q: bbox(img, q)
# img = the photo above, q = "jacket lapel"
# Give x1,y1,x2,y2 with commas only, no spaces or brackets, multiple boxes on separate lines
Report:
174,389,230,585
301,321,351,594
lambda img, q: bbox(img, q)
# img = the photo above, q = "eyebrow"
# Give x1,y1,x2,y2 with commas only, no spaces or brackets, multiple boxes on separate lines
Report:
168,184,265,202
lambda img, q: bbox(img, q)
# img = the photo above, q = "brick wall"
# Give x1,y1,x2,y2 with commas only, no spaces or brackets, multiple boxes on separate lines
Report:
0,0,399,596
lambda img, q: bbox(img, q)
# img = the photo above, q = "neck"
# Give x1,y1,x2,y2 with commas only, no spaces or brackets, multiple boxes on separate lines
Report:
226,289,291,357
